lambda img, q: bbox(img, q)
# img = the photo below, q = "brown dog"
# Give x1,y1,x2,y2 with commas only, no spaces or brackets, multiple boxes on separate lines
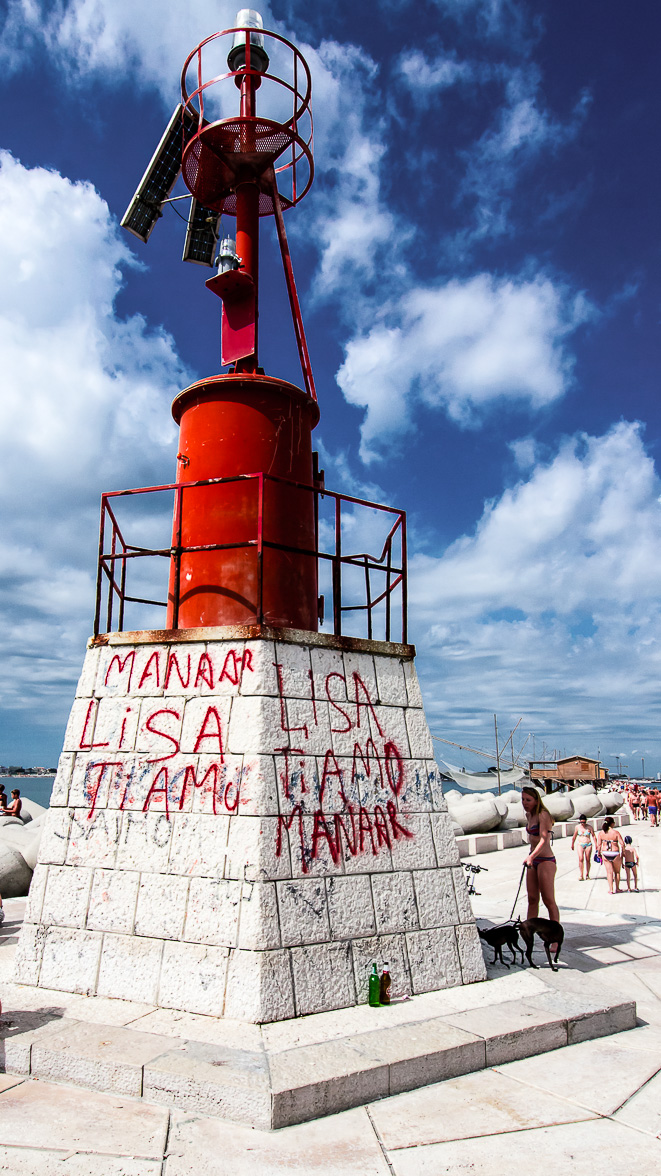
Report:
518,918,564,971
478,923,524,967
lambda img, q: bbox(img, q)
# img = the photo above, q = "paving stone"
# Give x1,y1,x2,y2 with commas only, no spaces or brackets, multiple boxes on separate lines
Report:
269,1037,390,1127
0,1077,169,1156
0,1147,163,1174
128,1007,263,1050
30,1020,173,1096
0,1010,72,1074
370,1066,597,1150
0,1075,24,1092
143,1038,271,1127
613,1067,661,1136
445,997,567,1064
387,1117,661,1176
164,1104,391,1175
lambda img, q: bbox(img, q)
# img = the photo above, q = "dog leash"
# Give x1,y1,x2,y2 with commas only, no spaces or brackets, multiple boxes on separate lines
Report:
509,863,528,921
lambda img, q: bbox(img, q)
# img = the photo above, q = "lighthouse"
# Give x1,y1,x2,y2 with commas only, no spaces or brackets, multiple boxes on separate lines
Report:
15,12,485,1023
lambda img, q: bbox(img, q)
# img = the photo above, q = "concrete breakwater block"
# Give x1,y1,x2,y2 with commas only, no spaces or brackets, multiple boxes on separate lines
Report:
0,968,636,1129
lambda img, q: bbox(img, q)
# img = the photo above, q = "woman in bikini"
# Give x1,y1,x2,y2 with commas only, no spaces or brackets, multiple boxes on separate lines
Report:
571,814,596,880
521,786,559,922
595,820,623,893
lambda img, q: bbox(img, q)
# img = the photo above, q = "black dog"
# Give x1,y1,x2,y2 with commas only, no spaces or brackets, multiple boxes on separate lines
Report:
518,918,564,971
478,923,524,968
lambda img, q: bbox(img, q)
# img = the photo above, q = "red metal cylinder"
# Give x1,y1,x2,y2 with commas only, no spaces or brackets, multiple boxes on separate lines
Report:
166,373,320,631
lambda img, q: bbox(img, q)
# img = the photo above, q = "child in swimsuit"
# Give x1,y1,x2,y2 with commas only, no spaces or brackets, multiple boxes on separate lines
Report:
622,836,639,891
596,821,623,893
521,785,559,924
571,815,596,880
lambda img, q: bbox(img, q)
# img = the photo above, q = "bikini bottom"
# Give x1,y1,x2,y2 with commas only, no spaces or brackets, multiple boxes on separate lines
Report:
603,852,619,861
531,856,556,869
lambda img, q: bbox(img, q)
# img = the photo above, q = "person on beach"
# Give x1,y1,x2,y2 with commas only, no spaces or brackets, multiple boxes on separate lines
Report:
641,790,649,820
648,789,659,828
521,786,560,922
630,788,641,821
622,836,640,891
0,789,21,818
571,815,596,880
596,820,623,893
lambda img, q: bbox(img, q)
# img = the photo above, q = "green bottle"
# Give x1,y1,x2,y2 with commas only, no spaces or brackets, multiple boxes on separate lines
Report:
368,962,380,1007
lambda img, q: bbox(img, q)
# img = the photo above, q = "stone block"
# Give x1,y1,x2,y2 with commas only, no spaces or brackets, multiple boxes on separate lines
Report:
0,1014,74,1076
275,642,313,698
115,810,173,873
39,926,103,995
24,863,49,924
238,754,279,816
66,809,121,870
406,926,462,993
456,922,488,983
224,948,295,1022
179,695,232,755
63,697,99,752
134,873,189,940
413,867,460,928
92,697,141,753
75,645,101,697
160,644,207,695
343,651,378,703
97,932,164,1003
275,752,322,813
310,646,347,703
86,868,140,934
269,1037,390,1128
30,1020,173,1097
389,812,438,870
227,694,283,754
158,941,229,1016
277,878,330,946
351,932,409,1002
236,880,281,950
41,865,93,929
284,698,333,756
12,921,47,985
397,760,434,812
365,1018,486,1096
226,814,291,881
405,708,436,758
291,940,356,1016
403,659,424,708
371,871,419,934
452,865,476,923
326,874,377,940
342,810,393,874
37,808,73,866
95,645,139,696
238,638,277,695
183,877,242,946
143,1038,271,1128
50,753,75,806
167,812,229,877
374,656,408,706
286,812,345,879
430,811,461,866
444,999,567,1065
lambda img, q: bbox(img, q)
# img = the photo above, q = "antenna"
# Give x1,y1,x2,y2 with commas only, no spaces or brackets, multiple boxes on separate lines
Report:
121,104,197,243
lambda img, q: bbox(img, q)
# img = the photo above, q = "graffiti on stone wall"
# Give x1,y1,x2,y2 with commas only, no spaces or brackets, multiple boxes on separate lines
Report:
73,644,417,868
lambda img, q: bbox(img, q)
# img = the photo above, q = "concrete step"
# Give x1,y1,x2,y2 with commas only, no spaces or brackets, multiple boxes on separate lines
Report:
0,968,636,1129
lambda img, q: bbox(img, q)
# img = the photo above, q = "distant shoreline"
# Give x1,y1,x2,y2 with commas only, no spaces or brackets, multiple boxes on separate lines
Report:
0,774,55,780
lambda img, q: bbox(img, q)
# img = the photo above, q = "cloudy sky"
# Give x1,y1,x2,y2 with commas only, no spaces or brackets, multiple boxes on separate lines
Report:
1,0,660,776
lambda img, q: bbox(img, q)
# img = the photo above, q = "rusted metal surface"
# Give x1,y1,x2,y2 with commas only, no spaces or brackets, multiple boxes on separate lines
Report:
94,473,407,645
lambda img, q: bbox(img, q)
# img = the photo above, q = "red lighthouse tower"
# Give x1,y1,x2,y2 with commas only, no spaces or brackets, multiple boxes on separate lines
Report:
16,11,485,1044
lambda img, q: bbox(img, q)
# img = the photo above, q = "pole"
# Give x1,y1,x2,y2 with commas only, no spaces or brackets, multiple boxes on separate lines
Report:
494,713,502,796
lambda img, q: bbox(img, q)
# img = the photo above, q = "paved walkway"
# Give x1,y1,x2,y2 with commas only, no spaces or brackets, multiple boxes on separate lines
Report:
1,813,660,1174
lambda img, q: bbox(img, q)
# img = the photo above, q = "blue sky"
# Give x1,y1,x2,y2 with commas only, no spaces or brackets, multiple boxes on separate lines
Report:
1,0,660,777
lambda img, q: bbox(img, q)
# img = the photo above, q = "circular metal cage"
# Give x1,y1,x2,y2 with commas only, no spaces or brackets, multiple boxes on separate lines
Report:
181,25,314,217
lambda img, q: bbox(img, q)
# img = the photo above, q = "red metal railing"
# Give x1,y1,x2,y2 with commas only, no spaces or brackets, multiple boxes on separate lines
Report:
94,473,407,643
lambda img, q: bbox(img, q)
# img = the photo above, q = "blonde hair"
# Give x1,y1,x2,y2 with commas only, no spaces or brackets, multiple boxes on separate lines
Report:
521,785,555,827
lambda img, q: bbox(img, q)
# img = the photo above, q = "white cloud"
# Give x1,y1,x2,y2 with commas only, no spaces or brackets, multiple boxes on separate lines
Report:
0,151,187,735
336,273,593,461
458,67,591,241
410,422,661,749
396,49,475,96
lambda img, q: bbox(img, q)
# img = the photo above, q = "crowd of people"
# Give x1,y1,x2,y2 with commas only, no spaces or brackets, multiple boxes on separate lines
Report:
625,782,660,826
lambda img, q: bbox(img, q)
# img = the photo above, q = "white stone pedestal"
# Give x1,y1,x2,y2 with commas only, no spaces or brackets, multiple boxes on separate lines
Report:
15,627,486,1022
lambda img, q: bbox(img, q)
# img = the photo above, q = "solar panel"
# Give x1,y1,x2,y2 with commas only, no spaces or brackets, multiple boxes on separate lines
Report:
121,104,198,243
182,198,221,266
